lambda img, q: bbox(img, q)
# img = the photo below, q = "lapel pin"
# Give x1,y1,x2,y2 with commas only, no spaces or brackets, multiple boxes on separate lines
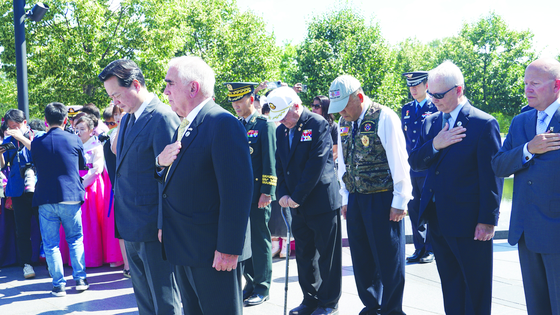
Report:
457,121,462,127
185,131,190,137
549,126,554,132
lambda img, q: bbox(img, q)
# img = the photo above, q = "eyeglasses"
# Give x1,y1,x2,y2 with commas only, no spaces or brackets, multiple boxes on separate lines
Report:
104,121,117,126
312,104,321,109
427,85,458,99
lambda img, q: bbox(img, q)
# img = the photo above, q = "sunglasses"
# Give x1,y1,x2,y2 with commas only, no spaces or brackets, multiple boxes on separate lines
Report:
427,85,458,99
104,121,117,127
312,104,321,109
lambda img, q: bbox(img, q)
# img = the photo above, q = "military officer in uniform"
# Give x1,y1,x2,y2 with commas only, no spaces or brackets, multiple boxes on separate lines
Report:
329,75,412,315
225,82,277,307
401,71,437,264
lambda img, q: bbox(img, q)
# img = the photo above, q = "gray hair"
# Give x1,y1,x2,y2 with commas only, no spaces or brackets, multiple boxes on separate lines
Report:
429,60,465,91
168,56,215,98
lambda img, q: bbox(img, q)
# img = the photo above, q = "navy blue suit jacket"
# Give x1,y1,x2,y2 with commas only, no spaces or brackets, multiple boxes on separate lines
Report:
158,101,253,267
31,127,86,207
409,102,503,237
114,95,180,242
275,109,341,216
492,108,560,254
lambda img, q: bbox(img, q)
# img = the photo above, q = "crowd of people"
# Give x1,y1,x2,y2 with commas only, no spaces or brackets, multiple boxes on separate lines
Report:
0,55,559,315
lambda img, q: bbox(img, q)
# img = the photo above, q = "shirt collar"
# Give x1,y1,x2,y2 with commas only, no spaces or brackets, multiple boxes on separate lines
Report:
133,93,154,120
244,110,256,123
542,97,560,118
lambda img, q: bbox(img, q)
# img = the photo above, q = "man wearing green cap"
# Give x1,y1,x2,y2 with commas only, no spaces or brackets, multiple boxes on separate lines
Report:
329,75,412,315
225,82,277,307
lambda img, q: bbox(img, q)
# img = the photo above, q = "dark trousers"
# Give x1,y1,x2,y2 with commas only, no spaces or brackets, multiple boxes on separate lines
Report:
11,192,39,266
409,176,432,253
292,208,342,309
427,202,493,315
518,235,560,315
125,240,181,315
243,203,272,295
347,191,406,315
175,264,243,315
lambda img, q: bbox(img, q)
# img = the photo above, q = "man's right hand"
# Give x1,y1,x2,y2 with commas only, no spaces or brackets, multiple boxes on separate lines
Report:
157,141,182,166
527,132,560,154
341,205,348,220
433,123,466,150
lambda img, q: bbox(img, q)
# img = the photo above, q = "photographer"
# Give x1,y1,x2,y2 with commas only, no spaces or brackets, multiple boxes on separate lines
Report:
0,109,44,279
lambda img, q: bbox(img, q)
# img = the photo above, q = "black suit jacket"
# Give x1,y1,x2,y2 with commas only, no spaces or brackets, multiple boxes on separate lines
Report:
31,128,86,207
114,95,180,242
275,109,341,215
158,101,253,267
408,102,503,237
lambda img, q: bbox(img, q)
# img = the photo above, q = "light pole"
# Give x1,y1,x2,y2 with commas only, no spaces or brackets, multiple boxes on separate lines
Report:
13,1,48,120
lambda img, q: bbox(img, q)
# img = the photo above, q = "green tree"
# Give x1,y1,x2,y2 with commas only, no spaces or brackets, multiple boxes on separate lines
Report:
434,13,535,116
294,6,392,108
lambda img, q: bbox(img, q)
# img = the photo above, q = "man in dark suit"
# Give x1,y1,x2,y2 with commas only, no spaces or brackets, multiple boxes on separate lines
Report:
225,82,277,307
32,102,88,297
409,61,503,315
328,75,412,315
268,86,342,315
98,59,181,315
401,71,437,264
492,57,560,315
156,56,253,315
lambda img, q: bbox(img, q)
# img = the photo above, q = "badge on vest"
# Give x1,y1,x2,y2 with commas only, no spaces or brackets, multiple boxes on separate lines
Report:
340,126,349,137
301,129,312,141
361,135,369,147
247,130,258,137
404,110,410,119
360,121,376,134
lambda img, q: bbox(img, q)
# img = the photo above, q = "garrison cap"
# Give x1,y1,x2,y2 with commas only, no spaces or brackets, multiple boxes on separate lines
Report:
402,71,429,87
224,82,258,102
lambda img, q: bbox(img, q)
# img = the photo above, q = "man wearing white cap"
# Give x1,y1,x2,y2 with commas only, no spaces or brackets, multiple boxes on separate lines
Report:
329,75,412,315
268,86,342,315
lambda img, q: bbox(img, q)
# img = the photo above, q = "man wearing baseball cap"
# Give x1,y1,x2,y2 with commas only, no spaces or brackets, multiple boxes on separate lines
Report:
329,75,412,315
269,86,342,315
401,71,437,264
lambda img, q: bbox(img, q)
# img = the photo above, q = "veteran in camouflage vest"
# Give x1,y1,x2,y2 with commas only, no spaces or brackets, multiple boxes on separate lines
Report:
329,75,412,315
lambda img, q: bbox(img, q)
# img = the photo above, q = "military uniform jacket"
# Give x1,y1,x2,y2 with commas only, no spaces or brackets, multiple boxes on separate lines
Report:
275,109,341,216
401,99,437,177
244,113,277,204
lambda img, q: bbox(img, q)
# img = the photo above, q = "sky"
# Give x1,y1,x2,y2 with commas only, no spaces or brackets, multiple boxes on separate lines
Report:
236,0,560,58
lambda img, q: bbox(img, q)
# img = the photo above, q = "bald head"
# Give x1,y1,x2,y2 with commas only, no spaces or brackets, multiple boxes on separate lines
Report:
524,58,560,111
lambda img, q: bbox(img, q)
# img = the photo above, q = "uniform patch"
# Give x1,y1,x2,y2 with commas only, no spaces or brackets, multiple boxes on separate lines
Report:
300,129,312,141
364,123,372,131
422,111,432,118
361,135,369,147
330,89,341,99
340,126,349,136
247,130,259,137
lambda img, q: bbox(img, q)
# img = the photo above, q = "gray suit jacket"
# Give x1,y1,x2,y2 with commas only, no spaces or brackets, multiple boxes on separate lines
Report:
114,95,180,242
492,106,560,254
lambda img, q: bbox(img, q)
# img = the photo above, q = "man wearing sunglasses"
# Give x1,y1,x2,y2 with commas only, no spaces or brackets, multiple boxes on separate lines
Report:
408,61,503,315
400,71,437,265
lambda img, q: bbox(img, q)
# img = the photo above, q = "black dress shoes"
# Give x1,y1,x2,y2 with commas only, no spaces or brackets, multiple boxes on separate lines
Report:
243,293,269,306
406,249,425,263
290,304,316,315
311,307,339,315
419,251,435,263
242,289,252,301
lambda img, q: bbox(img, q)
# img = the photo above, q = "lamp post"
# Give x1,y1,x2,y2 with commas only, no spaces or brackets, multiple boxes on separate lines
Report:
13,1,49,120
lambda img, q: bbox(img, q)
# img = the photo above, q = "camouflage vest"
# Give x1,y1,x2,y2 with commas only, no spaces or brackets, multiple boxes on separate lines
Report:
339,102,393,194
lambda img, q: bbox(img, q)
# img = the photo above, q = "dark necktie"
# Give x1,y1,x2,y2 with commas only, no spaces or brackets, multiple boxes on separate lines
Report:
442,113,451,129
124,114,136,138
289,128,295,148
352,121,359,139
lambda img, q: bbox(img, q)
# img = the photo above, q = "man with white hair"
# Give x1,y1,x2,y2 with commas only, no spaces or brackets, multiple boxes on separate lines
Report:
156,56,253,315
269,86,342,315
492,57,560,315
409,61,503,315
328,75,412,315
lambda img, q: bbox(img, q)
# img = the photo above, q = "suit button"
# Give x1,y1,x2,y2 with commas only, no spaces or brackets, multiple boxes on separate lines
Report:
287,171,290,175
413,130,417,133
163,194,167,199
429,189,433,192
414,121,418,124
117,173,121,178
528,181,532,185
435,171,440,175
412,139,416,142
255,178,259,181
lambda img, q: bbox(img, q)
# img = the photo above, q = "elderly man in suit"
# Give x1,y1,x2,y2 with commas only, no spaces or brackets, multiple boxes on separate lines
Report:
408,61,503,315
32,102,88,297
156,56,253,315
98,59,181,315
268,86,342,315
492,57,560,315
